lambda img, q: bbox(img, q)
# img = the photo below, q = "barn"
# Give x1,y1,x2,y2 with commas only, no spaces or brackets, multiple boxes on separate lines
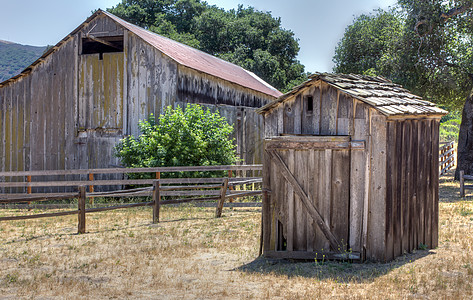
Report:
0,9,281,178
258,73,447,262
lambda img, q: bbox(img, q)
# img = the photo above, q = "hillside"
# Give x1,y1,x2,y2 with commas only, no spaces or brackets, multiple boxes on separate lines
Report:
0,40,46,82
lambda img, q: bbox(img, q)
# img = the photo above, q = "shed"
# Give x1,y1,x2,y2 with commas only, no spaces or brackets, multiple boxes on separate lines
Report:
0,10,281,187
257,73,447,262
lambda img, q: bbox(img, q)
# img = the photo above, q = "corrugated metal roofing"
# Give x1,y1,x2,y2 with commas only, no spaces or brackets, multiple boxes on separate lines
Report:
258,72,447,117
102,11,282,98
0,10,282,99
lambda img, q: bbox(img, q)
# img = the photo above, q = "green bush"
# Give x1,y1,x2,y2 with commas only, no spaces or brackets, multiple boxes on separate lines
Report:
114,104,237,178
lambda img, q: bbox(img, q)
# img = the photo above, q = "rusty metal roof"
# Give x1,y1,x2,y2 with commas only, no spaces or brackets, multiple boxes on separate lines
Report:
102,11,281,98
258,72,447,117
0,10,282,99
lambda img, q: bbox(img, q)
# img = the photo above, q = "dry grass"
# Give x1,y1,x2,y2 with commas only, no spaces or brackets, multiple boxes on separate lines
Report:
1,172,472,299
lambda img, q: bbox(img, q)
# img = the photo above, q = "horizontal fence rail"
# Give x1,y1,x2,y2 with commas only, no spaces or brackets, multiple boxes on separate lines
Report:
439,141,456,176
0,165,262,177
0,165,263,233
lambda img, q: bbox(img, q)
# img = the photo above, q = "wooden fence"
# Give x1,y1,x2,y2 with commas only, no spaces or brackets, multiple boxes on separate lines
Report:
439,141,456,176
0,165,263,233
459,170,473,197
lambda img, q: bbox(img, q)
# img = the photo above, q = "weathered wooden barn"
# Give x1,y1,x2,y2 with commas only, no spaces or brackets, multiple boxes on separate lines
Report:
0,10,281,181
258,73,447,262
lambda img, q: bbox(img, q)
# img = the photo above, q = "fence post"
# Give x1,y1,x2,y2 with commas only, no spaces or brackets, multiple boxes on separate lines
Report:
228,170,234,203
27,175,32,194
78,186,86,234
460,170,465,198
153,180,160,224
88,174,94,205
27,175,32,209
216,178,229,218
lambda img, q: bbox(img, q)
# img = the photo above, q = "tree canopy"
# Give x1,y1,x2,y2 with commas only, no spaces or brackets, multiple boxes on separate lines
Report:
333,1,473,112
107,0,307,92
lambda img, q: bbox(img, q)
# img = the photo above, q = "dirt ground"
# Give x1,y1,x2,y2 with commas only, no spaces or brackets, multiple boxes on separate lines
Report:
0,171,472,299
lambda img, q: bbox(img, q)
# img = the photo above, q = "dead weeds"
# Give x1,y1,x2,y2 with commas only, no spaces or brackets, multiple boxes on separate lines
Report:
0,172,472,299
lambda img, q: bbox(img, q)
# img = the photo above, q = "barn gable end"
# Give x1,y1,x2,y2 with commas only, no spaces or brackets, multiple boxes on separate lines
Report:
0,10,280,186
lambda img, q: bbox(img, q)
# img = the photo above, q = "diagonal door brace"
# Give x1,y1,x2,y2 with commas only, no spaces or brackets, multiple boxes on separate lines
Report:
267,149,344,253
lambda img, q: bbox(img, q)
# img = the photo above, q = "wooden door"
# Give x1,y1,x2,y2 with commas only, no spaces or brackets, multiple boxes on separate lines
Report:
78,52,124,170
263,135,363,260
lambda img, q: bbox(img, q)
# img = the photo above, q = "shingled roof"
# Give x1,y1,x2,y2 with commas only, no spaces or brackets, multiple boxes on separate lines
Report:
0,10,282,98
258,73,447,116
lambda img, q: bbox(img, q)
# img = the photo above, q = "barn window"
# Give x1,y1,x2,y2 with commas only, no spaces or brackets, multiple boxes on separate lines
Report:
306,95,314,113
81,35,124,60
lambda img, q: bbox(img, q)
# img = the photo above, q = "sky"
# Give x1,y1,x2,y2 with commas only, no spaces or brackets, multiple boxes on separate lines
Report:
0,0,396,73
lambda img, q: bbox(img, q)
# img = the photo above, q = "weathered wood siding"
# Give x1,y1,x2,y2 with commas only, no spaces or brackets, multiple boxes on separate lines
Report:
126,32,178,137
264,140,351,253
262,81,440,261
263,82,372,255
384,118,440,261
177,66,272,164
0,13,275,191
0,35,78,192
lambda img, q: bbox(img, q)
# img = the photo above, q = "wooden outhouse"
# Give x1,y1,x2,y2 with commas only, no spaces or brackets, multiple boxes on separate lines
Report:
257,73,447,262
0,10,280,184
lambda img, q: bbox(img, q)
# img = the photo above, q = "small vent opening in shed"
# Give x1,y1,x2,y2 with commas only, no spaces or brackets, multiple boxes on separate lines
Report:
82,35,124,60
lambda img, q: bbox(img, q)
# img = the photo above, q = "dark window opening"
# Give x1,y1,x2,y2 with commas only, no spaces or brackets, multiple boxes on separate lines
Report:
81,35,124,58
306,95,314,113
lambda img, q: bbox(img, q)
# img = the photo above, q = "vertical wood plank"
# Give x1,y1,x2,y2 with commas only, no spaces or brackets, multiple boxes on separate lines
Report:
277,106,284,136
417,121,426,246
294,149,307,251
357,104,371,260
431,119,440,248
320,85,337,135
314,86,321,135
283,100,295,134
407,120,414,252
287,149,295,251
411,120,419,250
122,30,129,136
350,101,365,253
401,121,410,254
394,121,402,258
368,113,387,261
336,93,353,135
307,149,315,251
294,95,302,134
324,149,332,251
262,146,272,253
331,149,350,251
272,149,286,251
314,150,326,251
425,120,433,248
385,121,395,262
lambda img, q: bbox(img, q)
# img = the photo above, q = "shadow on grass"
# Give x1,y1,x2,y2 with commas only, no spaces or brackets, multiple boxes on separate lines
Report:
438,171,473,202
236,250,433,283
439,172,463,203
